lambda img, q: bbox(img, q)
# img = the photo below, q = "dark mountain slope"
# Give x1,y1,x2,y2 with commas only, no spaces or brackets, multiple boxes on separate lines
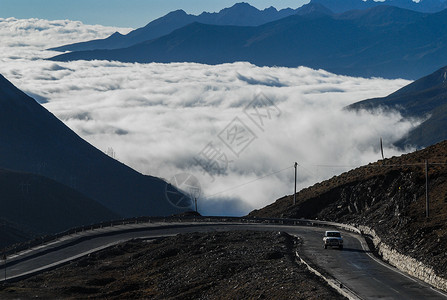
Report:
0,168,118,248
51,12,369,66
0,218,34,249
250,140,447,278
50,6,447,79
311,0,447,13
55,22,256,64
0,74,187,217
337,4,426,26
295,3,334,16
349,66,447,147
50,3,298,52
49,10,197,52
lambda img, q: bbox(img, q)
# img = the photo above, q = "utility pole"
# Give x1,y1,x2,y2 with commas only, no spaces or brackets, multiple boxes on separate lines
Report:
195,197,198,213
294,162,298,205
425,160,430,218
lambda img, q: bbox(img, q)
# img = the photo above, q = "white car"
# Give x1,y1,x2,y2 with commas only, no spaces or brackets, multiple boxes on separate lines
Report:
323,231,343,250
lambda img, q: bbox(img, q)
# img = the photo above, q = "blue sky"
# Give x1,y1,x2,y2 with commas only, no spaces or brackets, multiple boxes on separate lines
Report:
1,0,309,28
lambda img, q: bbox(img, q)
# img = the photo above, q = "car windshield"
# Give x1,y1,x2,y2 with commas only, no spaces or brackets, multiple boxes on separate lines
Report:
327,232,341,237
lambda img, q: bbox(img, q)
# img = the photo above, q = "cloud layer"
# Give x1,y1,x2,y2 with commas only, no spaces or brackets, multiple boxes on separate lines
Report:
0,18,417,216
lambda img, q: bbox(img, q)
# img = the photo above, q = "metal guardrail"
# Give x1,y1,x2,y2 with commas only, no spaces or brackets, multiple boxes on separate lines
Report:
0,215,357,258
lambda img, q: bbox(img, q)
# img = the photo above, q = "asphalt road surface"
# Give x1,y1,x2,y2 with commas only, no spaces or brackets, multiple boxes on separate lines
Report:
1,222,446,300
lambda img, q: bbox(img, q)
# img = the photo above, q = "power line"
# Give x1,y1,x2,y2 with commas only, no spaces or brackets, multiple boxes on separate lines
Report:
206,165,294,198
201,160,447,200
301,162,447,169
309,164,359,169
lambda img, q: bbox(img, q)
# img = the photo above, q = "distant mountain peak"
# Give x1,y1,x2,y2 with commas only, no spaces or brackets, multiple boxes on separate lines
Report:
158,9,189,20
110,31,124,37
218,2,260,14
226,2,282,14
231,2,256,9
265,6,279,12
296,2,334,16
168,9,188,16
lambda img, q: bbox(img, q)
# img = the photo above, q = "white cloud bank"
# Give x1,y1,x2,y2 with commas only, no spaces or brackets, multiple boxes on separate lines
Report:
0,18,417,216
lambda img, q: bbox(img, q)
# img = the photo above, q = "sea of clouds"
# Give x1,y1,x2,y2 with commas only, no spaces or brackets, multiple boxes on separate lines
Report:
0,17,418,216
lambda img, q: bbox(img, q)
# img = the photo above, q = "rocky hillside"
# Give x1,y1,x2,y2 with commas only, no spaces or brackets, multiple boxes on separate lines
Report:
250,140,447,278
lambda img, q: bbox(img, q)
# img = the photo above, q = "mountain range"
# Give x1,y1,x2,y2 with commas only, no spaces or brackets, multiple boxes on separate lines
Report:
49,3,298,52
349,65,447,148
51,1,447,53
0,74,188,221
311,0,447,13
50,5,447,79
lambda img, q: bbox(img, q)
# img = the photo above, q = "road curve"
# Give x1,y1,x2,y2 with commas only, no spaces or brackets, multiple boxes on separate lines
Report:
1,222,446,300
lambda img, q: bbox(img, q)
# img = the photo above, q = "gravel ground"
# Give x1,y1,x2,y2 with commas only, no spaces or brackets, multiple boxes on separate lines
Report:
0,231,345,299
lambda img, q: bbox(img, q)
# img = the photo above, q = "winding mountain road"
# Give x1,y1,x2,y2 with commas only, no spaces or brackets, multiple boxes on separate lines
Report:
1,221,446,299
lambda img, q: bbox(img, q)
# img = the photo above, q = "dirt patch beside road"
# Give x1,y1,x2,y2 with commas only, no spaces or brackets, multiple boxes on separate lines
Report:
0,231,345,299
